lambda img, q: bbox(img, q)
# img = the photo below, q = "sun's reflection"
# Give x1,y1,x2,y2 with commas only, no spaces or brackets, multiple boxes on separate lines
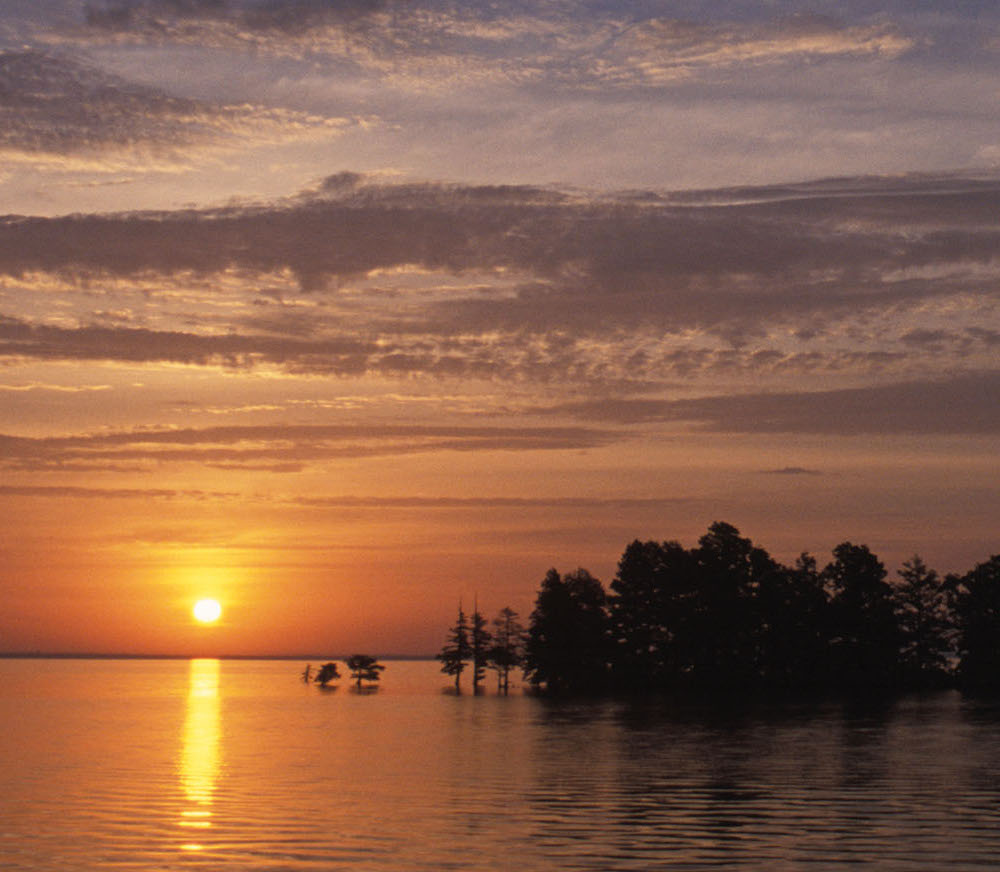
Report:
179,658,220,851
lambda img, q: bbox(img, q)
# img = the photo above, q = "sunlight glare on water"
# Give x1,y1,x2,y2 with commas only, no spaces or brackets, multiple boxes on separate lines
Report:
178,659,220,852
3,659,1000,870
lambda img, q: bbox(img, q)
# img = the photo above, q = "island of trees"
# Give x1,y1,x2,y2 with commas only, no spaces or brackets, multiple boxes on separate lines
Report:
439,522,1000,697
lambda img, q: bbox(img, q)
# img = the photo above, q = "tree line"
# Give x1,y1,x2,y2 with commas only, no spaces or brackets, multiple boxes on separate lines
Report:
440,522,1000,696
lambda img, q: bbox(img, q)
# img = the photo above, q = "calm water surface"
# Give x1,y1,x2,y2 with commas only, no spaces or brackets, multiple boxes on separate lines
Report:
3,658,1000,870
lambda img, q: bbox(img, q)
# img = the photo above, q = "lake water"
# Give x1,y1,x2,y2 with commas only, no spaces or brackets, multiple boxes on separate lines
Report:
3,658,1000,870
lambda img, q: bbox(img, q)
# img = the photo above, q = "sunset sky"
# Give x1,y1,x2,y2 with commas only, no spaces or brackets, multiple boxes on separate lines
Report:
2,0,998,656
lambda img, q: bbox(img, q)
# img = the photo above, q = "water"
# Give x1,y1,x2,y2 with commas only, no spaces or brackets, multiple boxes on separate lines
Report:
3,659,1000,870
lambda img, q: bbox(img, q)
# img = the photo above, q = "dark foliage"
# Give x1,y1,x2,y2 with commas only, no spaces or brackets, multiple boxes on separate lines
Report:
488,607,524,695
470,605,492,694
895,556,953,687
437,605,472,691
822,542,901,690
524,568,610,695
952,555,1000,692
344,654,384,689
519,522,999,698
314,662,340,688
439,522,995,697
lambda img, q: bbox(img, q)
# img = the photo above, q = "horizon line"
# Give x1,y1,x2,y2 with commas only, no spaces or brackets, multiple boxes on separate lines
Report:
0,651,436,661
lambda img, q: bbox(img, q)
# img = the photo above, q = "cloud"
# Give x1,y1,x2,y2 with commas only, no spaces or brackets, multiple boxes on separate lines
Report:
290,495,693,509
4,172,998,295
0,314,376,371
584,13,912,88
0,485,696,511
541,371,1000,435
0,422,618,471
0,171,996,388
0,382,112,393
0,49,353,170
0,485,237,499
74,2,914,90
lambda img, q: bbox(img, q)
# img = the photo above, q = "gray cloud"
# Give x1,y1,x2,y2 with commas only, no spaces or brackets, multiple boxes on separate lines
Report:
1,172,996,388
0,49,350,167
542,371,1000,435
0,422,618,471
2,173,997,324
0,314,375,371
76,0,914,89
3,172,998,295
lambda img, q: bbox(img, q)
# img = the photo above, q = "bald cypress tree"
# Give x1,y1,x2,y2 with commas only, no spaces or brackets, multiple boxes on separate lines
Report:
953,555,1000,693
895,555,953,687
488,607,525,695
524,568,609,694
437,604,472,692
470,603,492,694
824,542,901,690
344,654,384,689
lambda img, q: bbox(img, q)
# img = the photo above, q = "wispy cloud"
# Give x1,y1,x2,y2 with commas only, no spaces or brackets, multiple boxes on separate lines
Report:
0,484,237,499
542,372,1000,436
0,422,618,472
0,382,111,392
0,484,695,511
0,49,355,171
73,2,914,89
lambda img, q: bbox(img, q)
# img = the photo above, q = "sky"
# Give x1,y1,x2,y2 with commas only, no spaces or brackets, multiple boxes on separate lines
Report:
1,0,998,656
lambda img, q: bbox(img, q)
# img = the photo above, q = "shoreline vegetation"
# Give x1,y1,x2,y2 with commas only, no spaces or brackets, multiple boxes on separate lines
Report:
438,521,1000,698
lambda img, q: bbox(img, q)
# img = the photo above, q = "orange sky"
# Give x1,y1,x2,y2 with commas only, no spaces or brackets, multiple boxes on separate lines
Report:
1,1,999,655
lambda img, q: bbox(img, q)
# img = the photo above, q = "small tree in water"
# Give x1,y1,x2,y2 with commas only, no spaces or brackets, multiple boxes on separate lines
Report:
488,607,525,695
314,662,340,687
470,602,492,694
437,604,472,691
344,654,385,689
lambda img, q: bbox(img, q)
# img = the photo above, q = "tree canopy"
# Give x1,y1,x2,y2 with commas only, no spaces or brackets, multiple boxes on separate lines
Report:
344,654,385,689
515,522,996,697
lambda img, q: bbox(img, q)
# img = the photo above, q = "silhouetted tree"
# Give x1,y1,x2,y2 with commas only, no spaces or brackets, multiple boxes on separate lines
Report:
314,662,340,687
488,607,525,694
344,654,384,689
608,538,697,690
755,553,831,690
823,542,901,690
952,554,1000,693
524,568,609,694
894,555,953,687
437,604,472,691
470,602,492,694
691,521,775,688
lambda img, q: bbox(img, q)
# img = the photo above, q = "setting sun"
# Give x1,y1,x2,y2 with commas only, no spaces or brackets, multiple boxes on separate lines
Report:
192,599,222,624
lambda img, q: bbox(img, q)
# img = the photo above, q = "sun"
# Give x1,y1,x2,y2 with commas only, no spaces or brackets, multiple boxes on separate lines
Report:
192,599,222,624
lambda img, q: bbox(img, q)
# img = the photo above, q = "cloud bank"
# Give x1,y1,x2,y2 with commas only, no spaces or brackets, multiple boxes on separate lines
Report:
0,172,996,393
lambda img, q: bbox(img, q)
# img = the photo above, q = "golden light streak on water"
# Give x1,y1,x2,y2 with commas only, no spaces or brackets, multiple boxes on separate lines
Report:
178,658,220,852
